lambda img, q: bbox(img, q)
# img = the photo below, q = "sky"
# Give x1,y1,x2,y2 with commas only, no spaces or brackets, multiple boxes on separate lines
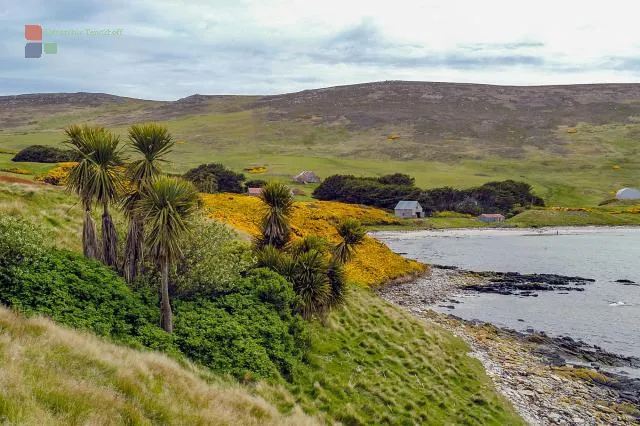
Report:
2,0,640,100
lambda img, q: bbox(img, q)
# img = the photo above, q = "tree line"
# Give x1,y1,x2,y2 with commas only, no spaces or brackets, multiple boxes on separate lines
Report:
312,173,544,216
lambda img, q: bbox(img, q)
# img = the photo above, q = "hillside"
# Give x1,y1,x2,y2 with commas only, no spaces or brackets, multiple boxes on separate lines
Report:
0,306,316,425
2,81,640,206
0,180,524,424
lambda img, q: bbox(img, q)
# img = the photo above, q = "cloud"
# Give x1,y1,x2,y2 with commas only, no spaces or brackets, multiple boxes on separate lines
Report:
0,0,639,99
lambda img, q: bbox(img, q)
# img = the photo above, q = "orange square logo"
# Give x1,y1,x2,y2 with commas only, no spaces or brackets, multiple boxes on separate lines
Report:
25,24,42,41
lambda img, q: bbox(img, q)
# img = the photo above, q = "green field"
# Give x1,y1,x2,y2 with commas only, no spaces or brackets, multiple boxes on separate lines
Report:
1,104,640,208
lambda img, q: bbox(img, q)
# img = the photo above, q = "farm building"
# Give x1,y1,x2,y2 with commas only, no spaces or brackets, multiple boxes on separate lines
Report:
292,171,321,184
478,213,505,223
247,187,263,196
394,201,424,218
615,187,640,200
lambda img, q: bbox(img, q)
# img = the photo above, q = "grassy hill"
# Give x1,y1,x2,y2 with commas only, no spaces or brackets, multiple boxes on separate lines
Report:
0,179,524,424
2,81,640,206
0,306,316,425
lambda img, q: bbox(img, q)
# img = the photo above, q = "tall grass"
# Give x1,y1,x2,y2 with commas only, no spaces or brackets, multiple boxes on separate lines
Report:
0,306,317,425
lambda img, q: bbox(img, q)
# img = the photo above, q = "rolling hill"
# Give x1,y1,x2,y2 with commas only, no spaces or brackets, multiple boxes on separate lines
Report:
1,81,640,206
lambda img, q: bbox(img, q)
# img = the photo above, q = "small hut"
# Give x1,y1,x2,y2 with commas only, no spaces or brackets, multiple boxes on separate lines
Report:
292,171,321,184
394,201,424,218
615,187,640,200
478,213,505,223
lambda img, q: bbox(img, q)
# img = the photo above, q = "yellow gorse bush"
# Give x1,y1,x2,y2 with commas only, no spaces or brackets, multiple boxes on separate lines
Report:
0,168,32,175
35,162,78,185
201,193,426,286
244,166,267,174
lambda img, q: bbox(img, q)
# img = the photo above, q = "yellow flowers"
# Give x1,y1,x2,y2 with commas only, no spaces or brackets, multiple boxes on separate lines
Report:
612,165,621,170
0,168,32,175
387,134,400,141
244,166,267,174
549,207,593,213
201,193,426,286
566,128,577,134
35,162,78,185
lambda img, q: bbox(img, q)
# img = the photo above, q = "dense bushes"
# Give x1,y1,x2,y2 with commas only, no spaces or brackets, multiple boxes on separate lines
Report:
245,179,268,189
173,269,308,380
183,163,246,193
0,214,308,381
172,218,255,298
313,174,544,216
12,145,76,163
312,175,424,210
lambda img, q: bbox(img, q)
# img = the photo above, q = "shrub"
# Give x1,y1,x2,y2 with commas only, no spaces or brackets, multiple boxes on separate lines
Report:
172,218,255,298
245,179,268,190
0,248,169,348
0,215,49,266
378,173,415,186
173,269,308,380
184,163,246,193
12,145,76,163
313,175,423,209
34,162,78,185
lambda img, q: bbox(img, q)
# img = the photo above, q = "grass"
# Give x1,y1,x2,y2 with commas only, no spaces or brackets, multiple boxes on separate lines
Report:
2,112,640,207
287,286,524,425
0,180,524,424
0,306,317,426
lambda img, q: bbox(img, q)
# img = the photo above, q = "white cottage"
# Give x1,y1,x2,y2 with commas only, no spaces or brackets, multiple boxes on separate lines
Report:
394,201,424,218
615,187,640,200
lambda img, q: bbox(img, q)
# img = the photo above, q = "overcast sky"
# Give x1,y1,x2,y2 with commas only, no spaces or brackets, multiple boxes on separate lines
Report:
2,0,640,100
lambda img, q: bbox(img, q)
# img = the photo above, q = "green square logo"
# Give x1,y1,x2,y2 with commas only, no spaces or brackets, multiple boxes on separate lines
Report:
43,42,57,54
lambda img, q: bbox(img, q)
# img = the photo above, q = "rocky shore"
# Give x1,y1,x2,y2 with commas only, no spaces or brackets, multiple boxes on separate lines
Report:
378,266,640,425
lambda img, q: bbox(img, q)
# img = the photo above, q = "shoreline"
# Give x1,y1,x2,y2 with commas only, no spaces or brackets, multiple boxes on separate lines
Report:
378,267,640,425
371,225,640,238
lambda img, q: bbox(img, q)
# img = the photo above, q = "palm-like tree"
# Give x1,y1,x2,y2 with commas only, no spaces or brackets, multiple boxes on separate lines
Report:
82,130,125,268
64,125,104,260
333,219,366,264
137,176,200,333
122,124,175,283
256,182,294,249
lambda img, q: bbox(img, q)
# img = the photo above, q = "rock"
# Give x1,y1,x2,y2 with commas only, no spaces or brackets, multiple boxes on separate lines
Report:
615,279,638,286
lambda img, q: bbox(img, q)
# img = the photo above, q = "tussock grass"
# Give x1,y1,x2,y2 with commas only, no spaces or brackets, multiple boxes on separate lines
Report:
0,306,318,425
287,287,524,425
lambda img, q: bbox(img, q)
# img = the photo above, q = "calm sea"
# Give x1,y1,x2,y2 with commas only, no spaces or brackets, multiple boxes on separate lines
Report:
375,227,640,359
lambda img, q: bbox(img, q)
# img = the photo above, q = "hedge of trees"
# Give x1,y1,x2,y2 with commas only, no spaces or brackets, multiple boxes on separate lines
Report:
12,145,76,163
312,174,544,216
183,163,246,194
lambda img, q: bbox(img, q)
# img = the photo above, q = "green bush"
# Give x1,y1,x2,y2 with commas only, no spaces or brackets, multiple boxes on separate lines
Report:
0,215,307,382
12,145,76,163
0,215,49,266
0,249,169,346
172,218,255,298
245,179,268,189
173,269,308,380
183,163,246,194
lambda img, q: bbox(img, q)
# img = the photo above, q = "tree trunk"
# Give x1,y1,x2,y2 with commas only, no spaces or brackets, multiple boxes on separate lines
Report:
160,260,173,333
123,214,144,283
101,202,118,268
82,203,99,260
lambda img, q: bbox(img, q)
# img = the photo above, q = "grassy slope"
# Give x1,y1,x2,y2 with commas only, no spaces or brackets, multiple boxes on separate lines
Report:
288,286,523,425
0,181,523,424
1,99,640,207
0,306,316,426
